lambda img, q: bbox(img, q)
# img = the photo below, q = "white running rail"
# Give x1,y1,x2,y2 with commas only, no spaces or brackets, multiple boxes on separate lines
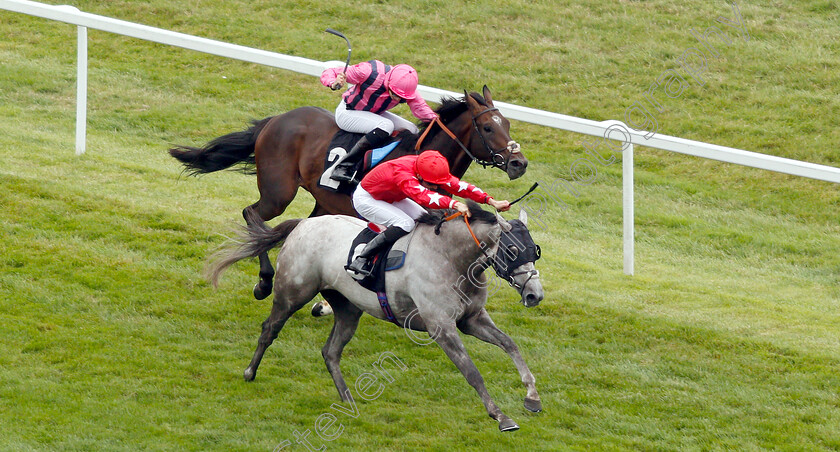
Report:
3,0,839,275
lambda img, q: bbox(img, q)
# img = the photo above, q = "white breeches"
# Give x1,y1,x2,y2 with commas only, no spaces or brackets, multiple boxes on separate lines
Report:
352,186,427,232
335,101,419,135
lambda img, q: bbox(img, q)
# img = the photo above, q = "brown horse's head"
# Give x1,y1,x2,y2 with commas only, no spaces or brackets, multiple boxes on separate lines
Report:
463,86,528,179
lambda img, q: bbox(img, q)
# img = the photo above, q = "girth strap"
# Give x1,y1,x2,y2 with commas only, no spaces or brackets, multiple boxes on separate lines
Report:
376,291,400,326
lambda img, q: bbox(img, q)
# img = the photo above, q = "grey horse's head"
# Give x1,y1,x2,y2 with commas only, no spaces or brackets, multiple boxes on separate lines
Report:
493,210,544,308
418,202,543,307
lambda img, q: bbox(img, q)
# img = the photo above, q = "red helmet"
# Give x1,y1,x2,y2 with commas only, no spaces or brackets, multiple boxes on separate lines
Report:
384,64,419,100
416,151,451,184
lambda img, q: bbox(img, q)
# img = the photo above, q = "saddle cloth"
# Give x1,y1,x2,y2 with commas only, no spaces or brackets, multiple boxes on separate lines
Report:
346,223,414,293
318,130,400,195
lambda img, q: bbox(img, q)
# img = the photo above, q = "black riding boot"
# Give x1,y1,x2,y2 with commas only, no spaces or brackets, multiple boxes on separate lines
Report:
332,128,390,183
346,226,410,280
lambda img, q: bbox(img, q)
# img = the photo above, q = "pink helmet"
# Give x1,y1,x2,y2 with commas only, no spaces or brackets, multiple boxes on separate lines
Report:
415,151,451,185
385,64,419,100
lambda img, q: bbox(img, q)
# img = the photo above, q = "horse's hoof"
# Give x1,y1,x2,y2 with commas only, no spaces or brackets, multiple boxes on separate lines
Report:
311,301,333,317
498,418,520,432
524,398,542,413
253,281,272,300
244,367,256,381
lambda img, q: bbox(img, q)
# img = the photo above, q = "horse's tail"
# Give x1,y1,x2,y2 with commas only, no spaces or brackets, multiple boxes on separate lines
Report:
169,117,273,175
205,215,303,288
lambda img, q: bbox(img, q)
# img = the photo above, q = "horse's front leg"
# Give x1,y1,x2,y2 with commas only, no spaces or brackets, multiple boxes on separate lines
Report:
243,205,275,300
430,321,519,432
459,308,541,413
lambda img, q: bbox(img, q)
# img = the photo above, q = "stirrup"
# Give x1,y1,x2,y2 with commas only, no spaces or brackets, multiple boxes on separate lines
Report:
331,164,358,183
345,261,372,280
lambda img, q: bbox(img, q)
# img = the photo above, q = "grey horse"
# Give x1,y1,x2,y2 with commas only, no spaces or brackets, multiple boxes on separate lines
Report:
309,208,543,317
207,202,542,431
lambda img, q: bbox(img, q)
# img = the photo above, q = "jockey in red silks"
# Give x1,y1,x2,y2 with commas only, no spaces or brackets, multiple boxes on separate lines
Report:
346,150,511,279
321,60,438,183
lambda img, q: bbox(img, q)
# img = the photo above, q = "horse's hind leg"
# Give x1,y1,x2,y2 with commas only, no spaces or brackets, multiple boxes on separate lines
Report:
243,204,276,300
244,176,299,300
308,204,335,317
308,203,329,218
243,283,315,382
458,308,541,413
320,290,363,402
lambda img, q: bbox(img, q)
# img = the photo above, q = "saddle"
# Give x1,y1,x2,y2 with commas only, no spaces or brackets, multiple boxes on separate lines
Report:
346,223,415,293
346,223,416,326
318,130,400,195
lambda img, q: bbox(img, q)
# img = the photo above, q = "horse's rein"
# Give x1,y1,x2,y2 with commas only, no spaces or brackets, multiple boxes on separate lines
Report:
415,116,459,152
415,115,519,170
436,211,487,257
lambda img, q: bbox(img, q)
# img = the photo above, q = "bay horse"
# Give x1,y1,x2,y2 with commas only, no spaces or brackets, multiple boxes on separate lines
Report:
207,202,542,432
170,86,528,300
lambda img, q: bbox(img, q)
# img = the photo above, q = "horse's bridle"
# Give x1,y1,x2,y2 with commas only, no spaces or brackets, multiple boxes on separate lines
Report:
493,225,542,292
470,107,522,170
504,266,540,292
415,109,521,171
434,212,541,294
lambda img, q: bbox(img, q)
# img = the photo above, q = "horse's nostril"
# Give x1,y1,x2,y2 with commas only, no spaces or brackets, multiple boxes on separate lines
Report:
509,159,527,170
524,293,537,306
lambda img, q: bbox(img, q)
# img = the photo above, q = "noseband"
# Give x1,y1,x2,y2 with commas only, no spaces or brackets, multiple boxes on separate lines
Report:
505,267,540,292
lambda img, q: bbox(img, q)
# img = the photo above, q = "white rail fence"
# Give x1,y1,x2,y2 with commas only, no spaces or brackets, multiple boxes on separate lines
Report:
3,0,839,276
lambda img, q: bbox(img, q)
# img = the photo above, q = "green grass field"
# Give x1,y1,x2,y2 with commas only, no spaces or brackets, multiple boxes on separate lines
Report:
2,0,840,450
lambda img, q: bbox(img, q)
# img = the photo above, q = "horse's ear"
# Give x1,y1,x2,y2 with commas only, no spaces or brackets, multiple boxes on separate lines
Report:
464,89,481,113
497,214,512,232
482,85,494,106
518,208,528,226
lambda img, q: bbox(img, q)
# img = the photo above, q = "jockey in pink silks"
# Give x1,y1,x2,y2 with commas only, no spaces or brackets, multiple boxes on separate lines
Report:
321,60,438,182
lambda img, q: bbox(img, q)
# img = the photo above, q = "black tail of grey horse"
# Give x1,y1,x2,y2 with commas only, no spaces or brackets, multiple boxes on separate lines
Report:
207,201,542,432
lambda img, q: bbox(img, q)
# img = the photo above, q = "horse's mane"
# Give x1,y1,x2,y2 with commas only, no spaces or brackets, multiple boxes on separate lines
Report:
416,200,498,228
393,92,488,152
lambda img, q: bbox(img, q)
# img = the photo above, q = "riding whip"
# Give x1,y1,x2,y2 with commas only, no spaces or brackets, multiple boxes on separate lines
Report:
509,182,540,206
325,28,352,74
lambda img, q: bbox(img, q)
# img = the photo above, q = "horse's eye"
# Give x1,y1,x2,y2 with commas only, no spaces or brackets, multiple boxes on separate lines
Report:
506,245,519,259
483,124,493,133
